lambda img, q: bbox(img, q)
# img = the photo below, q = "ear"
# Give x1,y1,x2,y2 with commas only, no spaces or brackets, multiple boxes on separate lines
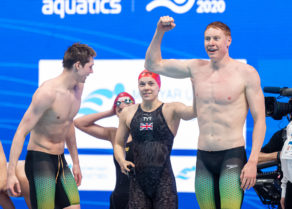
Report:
227,36,232,48
74,61,81,71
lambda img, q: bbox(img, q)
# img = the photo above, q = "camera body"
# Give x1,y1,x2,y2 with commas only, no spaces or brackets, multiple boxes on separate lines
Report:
253,86,292,208
265,96,292,120
254,161,282,208
264,87,292,120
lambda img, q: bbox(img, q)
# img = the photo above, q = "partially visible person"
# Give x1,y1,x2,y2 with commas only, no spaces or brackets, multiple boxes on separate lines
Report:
74,92,135,209
7,43,96,209
258,106,292,164
145,16,266,209
280,121,292,209
114,69,197,209
0,140,15,209
15,161,31,208
258,127,286,164
0,141,31,209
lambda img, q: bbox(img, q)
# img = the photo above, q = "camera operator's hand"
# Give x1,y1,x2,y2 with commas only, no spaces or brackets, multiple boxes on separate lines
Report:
240,161,257,190
281,197,285,209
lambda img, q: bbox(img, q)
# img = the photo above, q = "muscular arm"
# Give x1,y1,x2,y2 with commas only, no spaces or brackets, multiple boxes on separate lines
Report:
113,110,134,174
145,16,192,78
66,123,82,186
174,103,197,121
7,87,55,195
174,80,197,120
74,109,117,144
241,68,266,189
246,69,266,164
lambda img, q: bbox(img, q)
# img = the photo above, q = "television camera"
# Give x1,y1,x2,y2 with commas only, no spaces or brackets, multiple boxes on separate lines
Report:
253,87,292,208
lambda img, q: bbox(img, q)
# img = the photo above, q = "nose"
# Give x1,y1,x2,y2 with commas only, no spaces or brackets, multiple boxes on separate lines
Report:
208,38,215,45
144,83,151,90
119,102,127,109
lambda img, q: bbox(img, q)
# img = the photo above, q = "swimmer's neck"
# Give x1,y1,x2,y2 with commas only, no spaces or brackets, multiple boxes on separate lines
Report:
141,99,162,112
58,70,80,90
210,54,232,70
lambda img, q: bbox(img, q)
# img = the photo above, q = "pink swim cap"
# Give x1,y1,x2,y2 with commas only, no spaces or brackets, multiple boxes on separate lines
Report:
138,69,161,88
113,92,135,111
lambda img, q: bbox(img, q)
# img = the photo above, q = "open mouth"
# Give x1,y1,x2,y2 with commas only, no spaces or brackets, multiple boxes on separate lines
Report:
143,93,151,96
208,48,217,52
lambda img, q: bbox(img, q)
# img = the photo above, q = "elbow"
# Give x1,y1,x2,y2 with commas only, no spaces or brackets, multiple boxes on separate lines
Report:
144,59,161,73
144,60,154,72
73,120,81,129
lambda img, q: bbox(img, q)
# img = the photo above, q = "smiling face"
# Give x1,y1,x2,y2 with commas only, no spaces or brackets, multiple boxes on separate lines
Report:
138,77,160,101
75,57,94,83
204,27,231,61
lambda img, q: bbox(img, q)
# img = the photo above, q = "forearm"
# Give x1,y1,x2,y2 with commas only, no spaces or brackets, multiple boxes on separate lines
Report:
66,138,80,166
258,152,278,163
145,29,165,73
74,110,114,129
249,120,266,163
8,132,26,175
113,144,126,167
181,106,197,120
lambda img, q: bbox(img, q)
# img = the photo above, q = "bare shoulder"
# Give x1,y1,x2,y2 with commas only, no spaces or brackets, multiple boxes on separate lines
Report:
234,60,257,74
233,60,261,87
34,80,57,101
30,80,58,111
120,104,139,119
187,59,209,77
163,102,185,112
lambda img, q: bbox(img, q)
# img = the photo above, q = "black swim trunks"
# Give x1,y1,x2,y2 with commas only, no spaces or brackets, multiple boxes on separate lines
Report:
195,146,246,209
25,150,80,209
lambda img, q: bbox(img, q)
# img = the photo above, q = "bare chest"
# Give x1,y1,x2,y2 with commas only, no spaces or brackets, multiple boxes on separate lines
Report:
194,71,245,105
42,91,81,123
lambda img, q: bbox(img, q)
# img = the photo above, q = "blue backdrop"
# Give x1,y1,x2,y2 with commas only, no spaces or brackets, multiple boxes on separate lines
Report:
1,0,292,208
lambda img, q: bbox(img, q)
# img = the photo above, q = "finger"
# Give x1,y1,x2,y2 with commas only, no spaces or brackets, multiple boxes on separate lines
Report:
241,178,247,190
240,170,244,181
8,188,17,197
75,174,79,186
121,168,127,175
245,178,252,190
251,178,256,188
161,16,173,26
247,178,256,190
77,174,82,186
74,174,78,184
16,183,22,195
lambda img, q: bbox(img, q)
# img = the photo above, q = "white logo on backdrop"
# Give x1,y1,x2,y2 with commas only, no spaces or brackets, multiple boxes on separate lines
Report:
42,0,122,19
146,0,226,14
146,0,195,14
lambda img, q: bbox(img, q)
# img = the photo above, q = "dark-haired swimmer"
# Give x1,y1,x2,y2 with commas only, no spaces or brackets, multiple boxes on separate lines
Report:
7,43,96,209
